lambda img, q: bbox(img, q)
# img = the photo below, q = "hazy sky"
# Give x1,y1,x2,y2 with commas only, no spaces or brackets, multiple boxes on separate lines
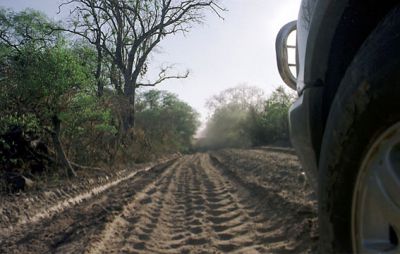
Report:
0,0,301,122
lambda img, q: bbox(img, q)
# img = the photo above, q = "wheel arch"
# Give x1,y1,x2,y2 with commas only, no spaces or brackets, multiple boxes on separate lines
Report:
317,5,400,252
301,0,399,161
322,0,399,125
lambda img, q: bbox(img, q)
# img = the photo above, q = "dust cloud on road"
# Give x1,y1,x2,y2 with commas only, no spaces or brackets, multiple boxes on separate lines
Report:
1,149,317,253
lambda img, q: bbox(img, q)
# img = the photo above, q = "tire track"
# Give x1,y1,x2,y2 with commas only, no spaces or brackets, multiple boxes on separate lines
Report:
91,153,290,253
199,154,286,253
88,156,195,253
3,150,315,253
0,159,176,254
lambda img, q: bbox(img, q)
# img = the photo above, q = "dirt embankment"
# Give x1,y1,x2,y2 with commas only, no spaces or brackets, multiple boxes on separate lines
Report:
0,149,317,253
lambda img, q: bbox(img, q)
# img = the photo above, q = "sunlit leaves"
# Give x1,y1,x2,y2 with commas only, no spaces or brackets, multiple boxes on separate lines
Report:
136,90,199,153
202,86,296,148
0,8,60,50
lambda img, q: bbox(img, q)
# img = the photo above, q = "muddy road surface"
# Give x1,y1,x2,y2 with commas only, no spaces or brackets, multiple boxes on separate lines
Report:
0,149,317,253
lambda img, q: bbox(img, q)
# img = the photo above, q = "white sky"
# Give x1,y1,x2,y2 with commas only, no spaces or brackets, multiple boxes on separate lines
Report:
0,0,301,122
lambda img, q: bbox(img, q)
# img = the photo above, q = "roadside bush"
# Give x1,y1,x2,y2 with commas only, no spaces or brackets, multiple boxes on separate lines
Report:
201,86,295,149
246,87,295,146
136,90,200,156
60,93,118,166
0,8,200,191
201,103,251,149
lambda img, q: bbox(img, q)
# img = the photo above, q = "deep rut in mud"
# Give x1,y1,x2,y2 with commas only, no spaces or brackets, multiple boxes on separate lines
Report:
1,150,317,253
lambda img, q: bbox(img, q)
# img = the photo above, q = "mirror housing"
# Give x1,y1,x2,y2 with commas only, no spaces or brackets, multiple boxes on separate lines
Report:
276,21,297,90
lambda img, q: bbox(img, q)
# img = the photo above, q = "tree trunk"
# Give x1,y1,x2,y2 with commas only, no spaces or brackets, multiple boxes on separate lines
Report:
110,62,123,94
95,44,104,97
122,78,136,132
51,115,77,177
130,88,136,128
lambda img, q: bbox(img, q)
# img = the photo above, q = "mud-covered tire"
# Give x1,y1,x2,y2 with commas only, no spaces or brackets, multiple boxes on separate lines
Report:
318,6,400,253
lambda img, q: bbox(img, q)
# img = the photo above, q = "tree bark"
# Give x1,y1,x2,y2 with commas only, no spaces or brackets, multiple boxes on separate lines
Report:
122,77,136,132
95,43,104,97
110,62,123,94
51,115,77,177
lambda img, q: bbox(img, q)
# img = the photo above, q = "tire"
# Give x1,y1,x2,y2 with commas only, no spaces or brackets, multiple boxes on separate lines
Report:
318,6,400,254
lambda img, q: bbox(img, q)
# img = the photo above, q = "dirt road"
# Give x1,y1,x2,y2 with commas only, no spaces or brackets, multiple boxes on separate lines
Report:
0,149,317,253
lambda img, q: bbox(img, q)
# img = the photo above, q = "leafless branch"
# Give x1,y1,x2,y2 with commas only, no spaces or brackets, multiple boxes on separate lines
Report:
58,0,225,127
137,67,190,87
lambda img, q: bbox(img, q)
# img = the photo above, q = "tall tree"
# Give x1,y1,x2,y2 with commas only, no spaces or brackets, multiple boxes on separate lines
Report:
60,0,224,132
0,8,92,177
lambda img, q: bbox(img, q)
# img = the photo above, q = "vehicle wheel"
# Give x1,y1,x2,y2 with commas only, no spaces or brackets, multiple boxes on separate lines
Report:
318,6,400,254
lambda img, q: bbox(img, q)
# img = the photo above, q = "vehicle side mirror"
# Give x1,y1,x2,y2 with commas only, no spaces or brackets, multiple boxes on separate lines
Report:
276,21,297,90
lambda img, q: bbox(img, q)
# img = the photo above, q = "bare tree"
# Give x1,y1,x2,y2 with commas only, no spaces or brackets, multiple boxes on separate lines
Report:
206,84,266,114
59,0,224,132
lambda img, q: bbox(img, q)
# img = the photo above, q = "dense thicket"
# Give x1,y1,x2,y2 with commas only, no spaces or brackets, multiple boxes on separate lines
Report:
0,8,200,190
136,90,199,157
199,85,295,149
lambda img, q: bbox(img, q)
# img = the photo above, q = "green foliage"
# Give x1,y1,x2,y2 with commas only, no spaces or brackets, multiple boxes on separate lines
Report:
246,87,295,145
202,86,295,149
0,7,210,181
60,93,117,136
202,103,251,149
0,114,39,135
2,44,90,128
136,90,199,155
201,85,265,149
0,9,111,171
59,92,118,164
0,8,59,50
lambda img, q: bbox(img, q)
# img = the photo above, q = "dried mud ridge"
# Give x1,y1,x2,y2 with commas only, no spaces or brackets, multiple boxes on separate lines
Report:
1,149,317,253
